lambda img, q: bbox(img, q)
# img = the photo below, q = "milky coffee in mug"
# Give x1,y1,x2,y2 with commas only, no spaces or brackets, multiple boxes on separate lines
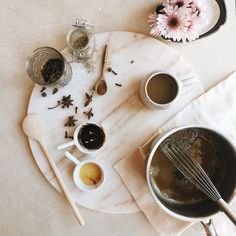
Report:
147,73,178,104
139,71,181,110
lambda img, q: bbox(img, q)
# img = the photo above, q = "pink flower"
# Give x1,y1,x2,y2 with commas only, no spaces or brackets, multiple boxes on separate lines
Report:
169,0,192,8
148,12,162,36
157,6,191,42
148,1,202,42
191,0,206,16
162,0,171,5
184,11,200,41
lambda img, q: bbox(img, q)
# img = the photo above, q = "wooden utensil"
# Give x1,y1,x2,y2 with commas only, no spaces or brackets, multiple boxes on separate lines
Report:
95,44,108,95
22,113,85,225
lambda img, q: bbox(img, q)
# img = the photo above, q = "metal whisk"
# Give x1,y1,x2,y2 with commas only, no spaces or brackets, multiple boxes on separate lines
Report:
161,141,236,225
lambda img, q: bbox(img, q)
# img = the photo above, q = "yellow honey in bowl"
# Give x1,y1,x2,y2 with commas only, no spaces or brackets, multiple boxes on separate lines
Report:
79,163,102,186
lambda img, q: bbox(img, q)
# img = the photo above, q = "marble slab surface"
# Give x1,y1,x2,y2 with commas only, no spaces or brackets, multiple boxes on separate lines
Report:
27,31,203,213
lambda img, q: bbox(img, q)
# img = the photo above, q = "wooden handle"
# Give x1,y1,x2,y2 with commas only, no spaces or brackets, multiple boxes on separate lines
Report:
101,44,108,76
217,198,236,225
40,141,85,225
102,44,108,64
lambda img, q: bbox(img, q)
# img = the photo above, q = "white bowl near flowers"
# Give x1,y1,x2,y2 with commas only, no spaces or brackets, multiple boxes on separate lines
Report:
148,0,221,42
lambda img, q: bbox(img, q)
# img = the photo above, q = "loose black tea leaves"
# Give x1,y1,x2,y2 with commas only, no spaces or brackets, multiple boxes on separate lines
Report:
84,92,93,107
73,36,89,49
83,108,94,120
78,123,105,150
48,100,61,110
61,95,74,109
52,88,58,95
115,83,122,87
41,58,64,84
64,116,77,127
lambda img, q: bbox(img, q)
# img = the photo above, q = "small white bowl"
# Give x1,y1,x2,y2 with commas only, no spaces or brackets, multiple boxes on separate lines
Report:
65,151,106,192
57,122,105,154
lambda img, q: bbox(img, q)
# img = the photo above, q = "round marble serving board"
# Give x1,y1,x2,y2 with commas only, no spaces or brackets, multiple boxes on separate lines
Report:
28,31,203,214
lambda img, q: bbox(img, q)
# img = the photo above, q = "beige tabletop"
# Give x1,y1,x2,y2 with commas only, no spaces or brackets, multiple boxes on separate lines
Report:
1,1,236,236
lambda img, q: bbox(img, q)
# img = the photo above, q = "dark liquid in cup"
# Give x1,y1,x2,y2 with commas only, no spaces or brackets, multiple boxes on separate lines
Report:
78,123,105,150
147,74,178,104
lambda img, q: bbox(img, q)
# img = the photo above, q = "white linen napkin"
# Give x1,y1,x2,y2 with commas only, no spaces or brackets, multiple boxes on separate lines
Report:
115,71,236,235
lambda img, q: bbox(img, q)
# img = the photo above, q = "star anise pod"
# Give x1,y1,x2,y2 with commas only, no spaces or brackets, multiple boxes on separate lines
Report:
64,115,77,127
84,92,93,107
61,95,74,108
83,108,94,120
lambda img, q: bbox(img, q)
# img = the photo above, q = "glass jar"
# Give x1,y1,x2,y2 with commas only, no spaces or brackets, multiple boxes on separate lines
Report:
26,47,72,87
67,19,95,62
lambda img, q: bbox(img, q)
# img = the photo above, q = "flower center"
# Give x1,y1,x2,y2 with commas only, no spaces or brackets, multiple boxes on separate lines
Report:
176,1,184,7
168,16,180,29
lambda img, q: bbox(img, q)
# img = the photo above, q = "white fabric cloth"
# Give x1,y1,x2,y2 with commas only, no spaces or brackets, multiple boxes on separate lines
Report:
115,71,236,235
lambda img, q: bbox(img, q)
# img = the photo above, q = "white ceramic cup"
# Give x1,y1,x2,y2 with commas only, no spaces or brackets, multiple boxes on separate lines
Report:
57,122,105,154
139,71,196,110
65,151,106,192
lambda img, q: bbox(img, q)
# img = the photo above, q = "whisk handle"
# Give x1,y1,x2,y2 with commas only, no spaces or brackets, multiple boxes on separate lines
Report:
217,198,236,225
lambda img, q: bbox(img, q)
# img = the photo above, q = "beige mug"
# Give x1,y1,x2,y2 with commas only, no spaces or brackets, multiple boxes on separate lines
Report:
139,71,196,110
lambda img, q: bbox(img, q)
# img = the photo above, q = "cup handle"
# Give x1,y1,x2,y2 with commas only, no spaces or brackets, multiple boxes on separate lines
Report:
181,77,197,87
65,151,80,165
57,140,75,150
